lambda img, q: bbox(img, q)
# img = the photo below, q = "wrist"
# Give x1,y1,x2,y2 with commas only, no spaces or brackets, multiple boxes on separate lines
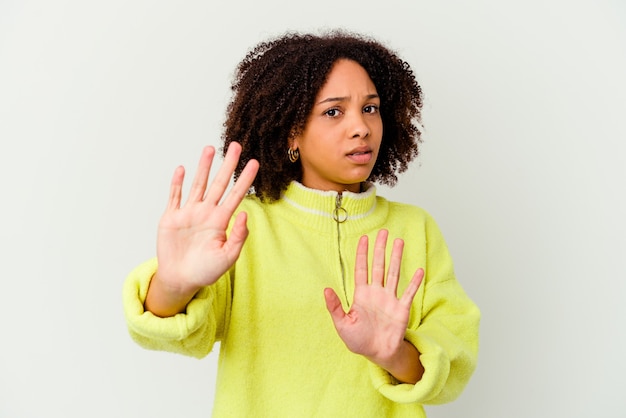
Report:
152,270,202,298
144,271,201,317
367,340,423,384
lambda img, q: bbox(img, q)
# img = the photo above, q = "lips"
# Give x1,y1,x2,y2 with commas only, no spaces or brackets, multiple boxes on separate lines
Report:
347,146,372,156
346,146,374,164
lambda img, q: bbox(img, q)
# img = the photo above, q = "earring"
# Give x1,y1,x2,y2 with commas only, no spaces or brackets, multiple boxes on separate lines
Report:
287,147,300,163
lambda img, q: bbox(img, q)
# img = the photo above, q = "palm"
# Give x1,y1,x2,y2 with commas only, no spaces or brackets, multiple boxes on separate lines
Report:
324,230,423,361
155,142,259,293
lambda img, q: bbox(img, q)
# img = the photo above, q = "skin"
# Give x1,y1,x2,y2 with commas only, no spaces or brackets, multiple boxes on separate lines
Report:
145,143,260,316
145,60,425,384
324,229,424,384
292,59,383,193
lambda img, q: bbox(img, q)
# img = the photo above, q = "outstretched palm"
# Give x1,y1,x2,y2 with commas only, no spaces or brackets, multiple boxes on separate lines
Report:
146,142,258,317
324,229,424,364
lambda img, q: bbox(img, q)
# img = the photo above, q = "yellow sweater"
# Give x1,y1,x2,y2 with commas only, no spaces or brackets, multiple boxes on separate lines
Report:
123,182,480,417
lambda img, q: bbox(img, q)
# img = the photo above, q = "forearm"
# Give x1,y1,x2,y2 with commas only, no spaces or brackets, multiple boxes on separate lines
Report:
367,339,424,384
144,271,201,318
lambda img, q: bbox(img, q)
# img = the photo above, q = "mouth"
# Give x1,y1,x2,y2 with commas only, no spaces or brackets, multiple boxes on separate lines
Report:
346,147,374,164
348,151,371,156
346,146,372,157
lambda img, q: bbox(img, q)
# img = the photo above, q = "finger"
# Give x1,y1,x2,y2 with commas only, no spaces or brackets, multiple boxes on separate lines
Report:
219,158,259,214
167,165,185,210
187,146,215,204
354,235,369,286
385,238,404,295
323,288,346,325
399,268,424,307
204,141,242,206
371,229,388,286
222,211,250,261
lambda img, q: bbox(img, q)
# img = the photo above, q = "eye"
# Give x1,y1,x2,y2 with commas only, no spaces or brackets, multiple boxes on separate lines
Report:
324,108,342,118
363,105,379,114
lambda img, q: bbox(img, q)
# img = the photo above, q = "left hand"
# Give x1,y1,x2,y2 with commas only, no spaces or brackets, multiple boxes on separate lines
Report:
324,229,424,366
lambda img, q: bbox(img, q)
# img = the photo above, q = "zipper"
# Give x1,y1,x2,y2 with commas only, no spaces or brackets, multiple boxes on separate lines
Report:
333,192,349,304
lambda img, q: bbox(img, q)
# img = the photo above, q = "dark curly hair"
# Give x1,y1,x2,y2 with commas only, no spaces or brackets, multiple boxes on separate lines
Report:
222,30,423,201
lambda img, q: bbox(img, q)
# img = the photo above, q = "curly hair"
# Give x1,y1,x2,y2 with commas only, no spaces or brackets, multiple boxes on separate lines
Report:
222,30,423,201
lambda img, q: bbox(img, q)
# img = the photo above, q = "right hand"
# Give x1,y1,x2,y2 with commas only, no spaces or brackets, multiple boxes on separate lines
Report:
145,142,259,317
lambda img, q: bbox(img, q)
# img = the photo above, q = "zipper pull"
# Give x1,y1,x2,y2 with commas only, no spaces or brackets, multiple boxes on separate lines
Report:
333,192,348,223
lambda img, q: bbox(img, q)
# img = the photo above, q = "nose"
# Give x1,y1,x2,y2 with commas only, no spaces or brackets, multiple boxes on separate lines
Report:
349,113,370,139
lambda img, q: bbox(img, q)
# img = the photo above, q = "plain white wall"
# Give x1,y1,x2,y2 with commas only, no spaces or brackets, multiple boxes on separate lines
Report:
1,0,624,417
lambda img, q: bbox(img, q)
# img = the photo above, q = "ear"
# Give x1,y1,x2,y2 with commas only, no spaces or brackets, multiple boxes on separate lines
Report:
288,130,299,149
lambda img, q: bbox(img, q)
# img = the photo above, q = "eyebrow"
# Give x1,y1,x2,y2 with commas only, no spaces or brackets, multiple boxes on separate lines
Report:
316,93,379,105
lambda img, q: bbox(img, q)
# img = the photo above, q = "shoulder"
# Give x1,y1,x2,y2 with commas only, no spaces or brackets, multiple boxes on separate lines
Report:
233,193,276,221
236,193,271,212
379,196,435,224
376,196,447,242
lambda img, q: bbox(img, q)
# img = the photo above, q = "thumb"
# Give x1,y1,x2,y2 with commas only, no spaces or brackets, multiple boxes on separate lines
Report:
323,288,345,324
224,211,250,258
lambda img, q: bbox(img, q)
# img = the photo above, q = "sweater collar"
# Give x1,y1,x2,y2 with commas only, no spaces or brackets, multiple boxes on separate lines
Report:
279,181,380,230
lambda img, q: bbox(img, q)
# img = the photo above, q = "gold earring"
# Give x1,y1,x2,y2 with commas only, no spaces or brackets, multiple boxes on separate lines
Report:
287,147,300,163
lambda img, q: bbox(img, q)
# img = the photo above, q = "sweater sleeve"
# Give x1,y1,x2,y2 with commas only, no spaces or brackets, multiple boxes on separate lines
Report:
122,258,232,359
368,213,481,404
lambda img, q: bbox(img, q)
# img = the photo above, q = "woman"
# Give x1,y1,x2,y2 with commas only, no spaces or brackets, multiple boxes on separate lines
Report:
123,31,480,417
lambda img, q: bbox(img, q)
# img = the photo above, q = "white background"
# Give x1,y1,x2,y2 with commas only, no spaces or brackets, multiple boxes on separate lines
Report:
1,1,625,417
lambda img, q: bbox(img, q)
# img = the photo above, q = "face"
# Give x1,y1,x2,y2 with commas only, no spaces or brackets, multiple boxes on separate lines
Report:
292,59,383,193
